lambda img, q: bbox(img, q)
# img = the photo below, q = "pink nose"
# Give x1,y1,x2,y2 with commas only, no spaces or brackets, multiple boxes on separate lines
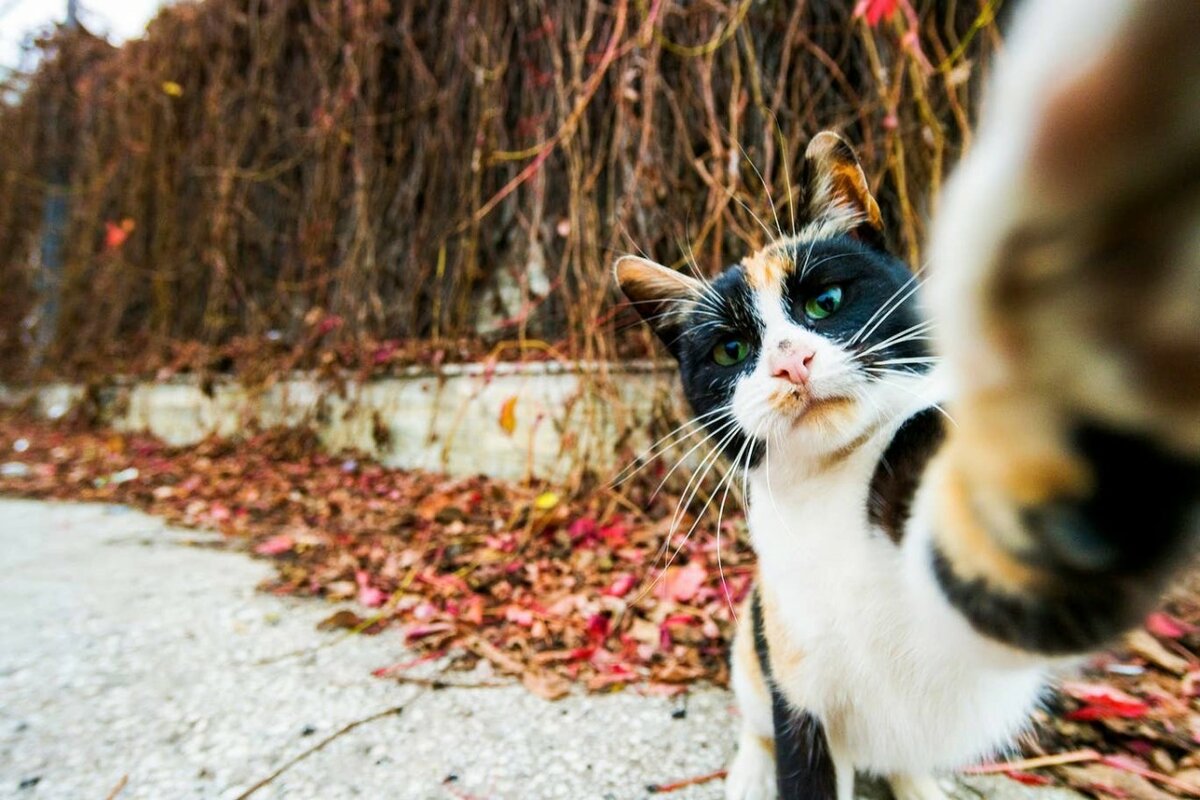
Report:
771,349,815,386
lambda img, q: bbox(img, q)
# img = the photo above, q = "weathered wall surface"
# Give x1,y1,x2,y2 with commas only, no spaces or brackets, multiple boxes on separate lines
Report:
3,362,683,482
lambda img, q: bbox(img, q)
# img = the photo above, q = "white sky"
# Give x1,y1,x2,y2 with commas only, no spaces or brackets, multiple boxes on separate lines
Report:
1,0,168,73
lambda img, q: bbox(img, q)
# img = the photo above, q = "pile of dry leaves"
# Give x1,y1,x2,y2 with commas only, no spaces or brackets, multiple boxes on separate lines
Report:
0,412,752,698
3,412,1200,796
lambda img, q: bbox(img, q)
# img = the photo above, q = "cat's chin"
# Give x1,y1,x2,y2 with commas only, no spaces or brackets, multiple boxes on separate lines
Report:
762,393,874,458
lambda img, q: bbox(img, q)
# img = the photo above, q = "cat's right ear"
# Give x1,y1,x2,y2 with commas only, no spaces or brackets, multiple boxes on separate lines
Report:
804,131,886,250
614,255,704,355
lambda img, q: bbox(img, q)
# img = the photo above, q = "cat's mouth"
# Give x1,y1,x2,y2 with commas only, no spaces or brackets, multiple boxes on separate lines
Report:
772,389,855,425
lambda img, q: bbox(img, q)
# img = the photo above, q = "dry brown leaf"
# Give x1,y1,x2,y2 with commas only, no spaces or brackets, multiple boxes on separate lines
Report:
1061,764,1177,800
522,670,571,701
1127,629,1190,675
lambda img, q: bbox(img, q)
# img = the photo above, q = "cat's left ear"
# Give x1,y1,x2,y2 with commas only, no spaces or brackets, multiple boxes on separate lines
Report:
614,255,704,357
804,131,886,250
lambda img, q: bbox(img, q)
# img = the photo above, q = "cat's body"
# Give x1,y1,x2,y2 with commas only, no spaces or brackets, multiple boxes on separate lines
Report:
618,1,1200,797
736,413,1048,780
620,178,1057,797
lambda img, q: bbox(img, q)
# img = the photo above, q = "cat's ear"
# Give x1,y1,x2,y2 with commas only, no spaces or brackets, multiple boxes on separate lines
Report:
804,131,886,250
614,255,704,354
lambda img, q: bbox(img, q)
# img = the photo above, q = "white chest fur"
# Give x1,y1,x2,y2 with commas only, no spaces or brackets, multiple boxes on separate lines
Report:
745,436,1049,773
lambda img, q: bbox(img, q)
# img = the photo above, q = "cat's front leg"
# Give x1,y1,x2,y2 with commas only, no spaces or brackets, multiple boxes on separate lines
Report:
727,602,778,800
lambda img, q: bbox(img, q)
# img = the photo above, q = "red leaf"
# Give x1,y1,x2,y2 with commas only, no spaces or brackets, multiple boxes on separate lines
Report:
254,534,294,556
354,570,387,607
602,573,636,598
315,314,344,335
656,562,706,602
1062,681,1151,721
104,218,135,251
1145,611,1195,639
405,623,453,642
568,517,598,544
599,521,629,547
505,606,534,627
1062,681,1145,706
1004,771,1053,786
853,0,900,27
586,614,610,644
1066,701,1150,721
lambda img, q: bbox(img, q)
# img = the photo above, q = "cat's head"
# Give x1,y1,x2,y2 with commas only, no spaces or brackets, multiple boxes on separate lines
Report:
616,132,932,470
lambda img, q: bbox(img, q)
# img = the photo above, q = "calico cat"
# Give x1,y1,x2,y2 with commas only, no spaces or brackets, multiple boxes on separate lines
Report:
615,2,1200,794
619,131,1043,800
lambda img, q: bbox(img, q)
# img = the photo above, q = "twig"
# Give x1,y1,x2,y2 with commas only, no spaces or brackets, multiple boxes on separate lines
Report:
104,775,129,800
1099,755,1200,797
388,675,510,690
962,749,1100,774
646,769,727,793
233,701,417,800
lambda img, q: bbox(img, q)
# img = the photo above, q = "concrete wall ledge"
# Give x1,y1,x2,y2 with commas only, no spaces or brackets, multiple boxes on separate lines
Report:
1,361,684,483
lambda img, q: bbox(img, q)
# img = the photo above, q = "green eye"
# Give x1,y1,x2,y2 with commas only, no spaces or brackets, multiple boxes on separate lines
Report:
712,338,751,366
804,285,844,320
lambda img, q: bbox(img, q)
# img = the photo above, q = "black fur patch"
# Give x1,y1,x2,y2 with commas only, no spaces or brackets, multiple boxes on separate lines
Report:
932,424,1200,654
751,591,839,800
868,408,947,543
670,265,765,465
929,546,1141,654
780,235,928,373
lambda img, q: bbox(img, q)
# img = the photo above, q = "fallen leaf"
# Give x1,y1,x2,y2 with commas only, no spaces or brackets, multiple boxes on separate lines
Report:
355,570,388,607
1002,771,1053,786
853,0,899,27
1146,611,1197,640
522,670,570,701
316,609,366,631
498,396,518,435
657,562,706,603
404,622,454,642
534,491,559,511
254,534,294,556
1061,681,1150,721
1061,763,1177,800
602,573,636,598
1127,628,1190,675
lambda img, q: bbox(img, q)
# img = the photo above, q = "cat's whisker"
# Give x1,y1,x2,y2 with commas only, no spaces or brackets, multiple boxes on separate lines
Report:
856,269,932,346
848,266,929,346
853,320,937,358
736,140,784,242
864,370,959,427
771,114,798,239
648,414,741,503
714,419,768,622
797,251,862,278
639,423,746,604
870,356,942,367
666,426,744,575
610,405,732,487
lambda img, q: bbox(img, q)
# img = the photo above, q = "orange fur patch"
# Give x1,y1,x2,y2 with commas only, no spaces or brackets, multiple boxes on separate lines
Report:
929,451,1045,594
742,247,792,292
759,583,806,681
828,163,883,230
735,593,772,704
956,389,1091,507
